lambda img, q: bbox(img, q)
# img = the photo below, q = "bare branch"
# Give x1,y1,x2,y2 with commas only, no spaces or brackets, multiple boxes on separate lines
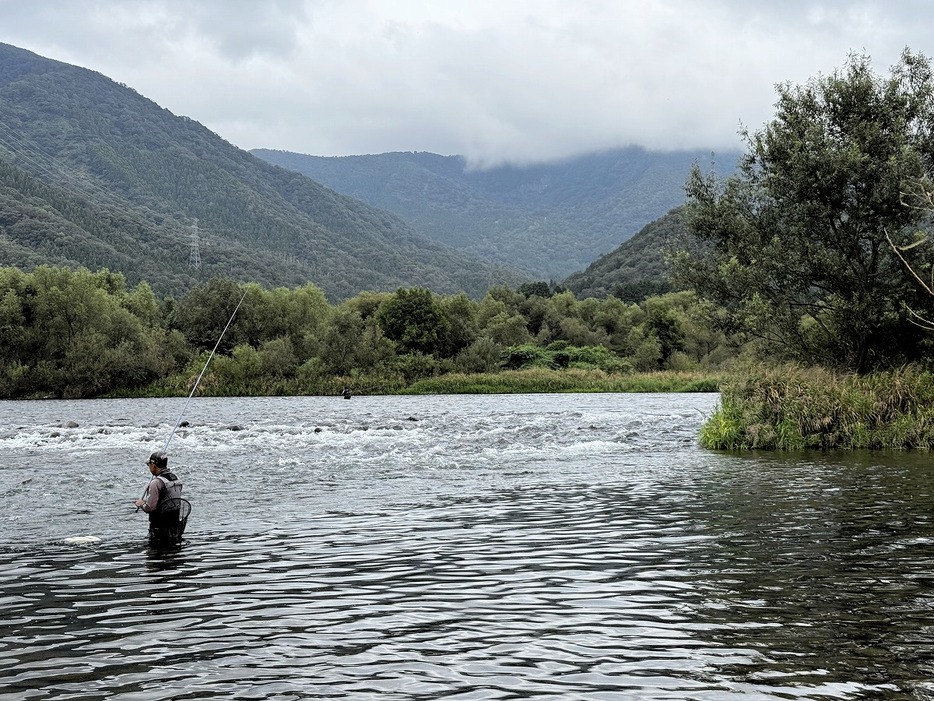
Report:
885,229,934,295
889,178,934,326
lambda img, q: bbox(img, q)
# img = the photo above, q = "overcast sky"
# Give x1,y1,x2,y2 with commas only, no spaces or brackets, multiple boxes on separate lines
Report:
0,0,929,167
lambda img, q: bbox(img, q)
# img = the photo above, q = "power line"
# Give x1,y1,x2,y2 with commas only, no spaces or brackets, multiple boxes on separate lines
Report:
0,113,315,280
0,116,205,251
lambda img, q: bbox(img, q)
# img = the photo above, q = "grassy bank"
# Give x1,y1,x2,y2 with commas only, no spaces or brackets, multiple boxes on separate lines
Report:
119,368,722,399
404,369,721,394
701,365,934,450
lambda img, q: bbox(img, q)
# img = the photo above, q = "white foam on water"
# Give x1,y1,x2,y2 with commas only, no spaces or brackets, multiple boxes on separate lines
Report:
61,535,101,545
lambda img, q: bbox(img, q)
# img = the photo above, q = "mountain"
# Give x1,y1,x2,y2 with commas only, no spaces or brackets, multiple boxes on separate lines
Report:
562,208,688,301
0,43,518,300
251,147,740,280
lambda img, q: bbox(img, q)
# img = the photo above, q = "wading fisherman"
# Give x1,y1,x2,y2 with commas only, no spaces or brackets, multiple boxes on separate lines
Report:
134,451,186,547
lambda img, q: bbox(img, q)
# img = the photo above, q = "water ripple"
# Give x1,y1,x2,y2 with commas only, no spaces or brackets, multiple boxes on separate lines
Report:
2,395,934,699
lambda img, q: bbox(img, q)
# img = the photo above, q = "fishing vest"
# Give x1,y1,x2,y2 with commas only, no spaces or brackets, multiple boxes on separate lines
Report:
146,471,188,546
143,471,183,514
154,472,183,507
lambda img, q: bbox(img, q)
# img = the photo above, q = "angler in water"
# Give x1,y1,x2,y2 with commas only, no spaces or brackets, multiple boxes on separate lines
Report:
134,451,189,547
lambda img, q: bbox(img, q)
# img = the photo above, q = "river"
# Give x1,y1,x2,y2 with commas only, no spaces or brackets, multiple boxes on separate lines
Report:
1,393,932,700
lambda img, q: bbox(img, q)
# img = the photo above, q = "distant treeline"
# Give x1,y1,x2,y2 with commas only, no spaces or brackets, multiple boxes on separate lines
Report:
0,265,736,399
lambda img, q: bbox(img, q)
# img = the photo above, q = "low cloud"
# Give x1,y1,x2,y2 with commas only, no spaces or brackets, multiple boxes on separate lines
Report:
0,0,926,167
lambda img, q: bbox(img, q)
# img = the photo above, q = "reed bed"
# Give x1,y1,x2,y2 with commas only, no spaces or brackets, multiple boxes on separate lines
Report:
701,365,934,451
403,369,721,394
125,368,721,398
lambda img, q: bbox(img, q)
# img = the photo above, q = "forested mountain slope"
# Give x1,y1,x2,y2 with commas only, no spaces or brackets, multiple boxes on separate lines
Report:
562,208,687,301
0,43,515,299
251,147,739,280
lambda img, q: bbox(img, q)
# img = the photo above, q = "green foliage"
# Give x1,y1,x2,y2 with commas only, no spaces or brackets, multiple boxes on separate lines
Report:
173,276,245,352
500,343,633,373
517,281,553,298
406,369,721,394
318,307,371,375
500,345,542,370
377,288,451,357
564,208,688,300
565,345,632,373
0,264,735,399
440,292,479,356
0,265,178,397
702,365,934,450
454,337,503,373
671,50,934,374
645,309,684,363
698,404,746,450
259,337,299,377
391,352,450,384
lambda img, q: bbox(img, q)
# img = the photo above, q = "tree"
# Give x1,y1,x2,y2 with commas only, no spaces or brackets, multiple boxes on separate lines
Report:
318,307,367,376
440,293,478,357
645,309,684,365
173,276,245,353
476,293,533,347
282,283,331,362
643,291,733,369
318,305,395,376
0,266,176,397
376,288,451,357
517,281,552,298
670,50,934,373
886,189,934,330
592,296,642,354
125,281,163,328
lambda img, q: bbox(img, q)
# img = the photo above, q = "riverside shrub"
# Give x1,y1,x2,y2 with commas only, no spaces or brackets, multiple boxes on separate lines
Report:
702,365,934,450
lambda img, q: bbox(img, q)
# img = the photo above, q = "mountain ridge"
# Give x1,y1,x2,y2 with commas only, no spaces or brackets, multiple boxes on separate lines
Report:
251,146,739,280
0,42,517,300
562,207,688,300
0,41,734,302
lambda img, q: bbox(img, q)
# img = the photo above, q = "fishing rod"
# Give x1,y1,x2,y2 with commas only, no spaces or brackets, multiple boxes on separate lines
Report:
163,288,248,453
136,288,247,514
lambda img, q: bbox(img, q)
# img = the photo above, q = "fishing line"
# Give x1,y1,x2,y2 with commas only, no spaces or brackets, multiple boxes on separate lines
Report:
163,288,248,453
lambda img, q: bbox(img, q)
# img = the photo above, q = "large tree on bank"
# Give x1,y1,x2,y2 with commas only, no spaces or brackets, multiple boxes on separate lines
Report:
671,50,934,373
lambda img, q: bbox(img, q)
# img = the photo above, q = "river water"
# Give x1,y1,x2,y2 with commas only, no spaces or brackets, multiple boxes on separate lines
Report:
1,393,933,700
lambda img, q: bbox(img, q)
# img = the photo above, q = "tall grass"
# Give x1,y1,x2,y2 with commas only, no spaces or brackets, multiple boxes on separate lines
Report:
702,364,934,451
404,369,722,394
134,368,722,398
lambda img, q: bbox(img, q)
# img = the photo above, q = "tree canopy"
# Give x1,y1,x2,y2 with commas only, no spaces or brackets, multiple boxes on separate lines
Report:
0,266,732,399
671,50,934,373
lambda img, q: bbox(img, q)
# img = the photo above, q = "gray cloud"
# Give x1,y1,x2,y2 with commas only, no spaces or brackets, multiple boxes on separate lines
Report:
0,0,929,167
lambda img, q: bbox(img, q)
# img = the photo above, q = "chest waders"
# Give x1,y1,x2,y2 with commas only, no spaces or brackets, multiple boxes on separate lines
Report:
145,473,190,547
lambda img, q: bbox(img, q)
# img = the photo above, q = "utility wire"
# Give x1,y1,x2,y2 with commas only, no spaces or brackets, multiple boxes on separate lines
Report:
0,116,216,248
